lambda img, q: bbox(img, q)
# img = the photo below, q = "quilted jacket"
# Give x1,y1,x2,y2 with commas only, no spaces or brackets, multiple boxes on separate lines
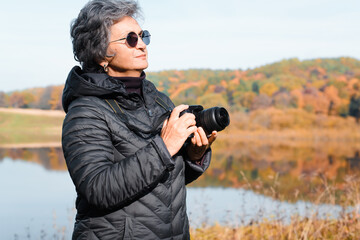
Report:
61,66,212,240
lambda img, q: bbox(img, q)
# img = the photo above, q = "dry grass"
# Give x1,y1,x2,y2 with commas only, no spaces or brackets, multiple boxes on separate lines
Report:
0,110,64,145
190,175,360,239
190,216,360,240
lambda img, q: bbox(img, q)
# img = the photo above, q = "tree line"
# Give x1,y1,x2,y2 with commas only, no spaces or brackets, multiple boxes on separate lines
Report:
147,57,360,122
0,85,63,110
1,57,360,121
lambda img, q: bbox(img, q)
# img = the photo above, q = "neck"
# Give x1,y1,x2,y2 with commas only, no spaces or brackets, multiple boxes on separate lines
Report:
112,72,145,96
107,69,142,78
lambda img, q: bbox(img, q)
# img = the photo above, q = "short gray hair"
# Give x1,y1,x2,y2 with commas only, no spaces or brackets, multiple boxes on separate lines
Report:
70,0,142,73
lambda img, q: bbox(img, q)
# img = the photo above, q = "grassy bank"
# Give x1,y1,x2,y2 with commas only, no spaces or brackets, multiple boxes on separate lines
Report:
190,175,360,240
0,109,65,145
1,107,360,146
190,216,360,239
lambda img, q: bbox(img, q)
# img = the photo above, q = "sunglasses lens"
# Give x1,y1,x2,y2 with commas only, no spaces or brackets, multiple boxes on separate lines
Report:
127,32,138,47
141,30,151,45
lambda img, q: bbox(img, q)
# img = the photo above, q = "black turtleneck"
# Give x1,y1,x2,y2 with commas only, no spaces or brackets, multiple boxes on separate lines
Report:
112,71,146,96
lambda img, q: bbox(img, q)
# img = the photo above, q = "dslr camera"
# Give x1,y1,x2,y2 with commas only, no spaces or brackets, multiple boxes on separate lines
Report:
180,105,230,136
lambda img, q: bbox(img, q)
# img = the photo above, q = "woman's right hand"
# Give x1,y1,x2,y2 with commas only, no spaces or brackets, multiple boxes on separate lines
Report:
161,105,197,156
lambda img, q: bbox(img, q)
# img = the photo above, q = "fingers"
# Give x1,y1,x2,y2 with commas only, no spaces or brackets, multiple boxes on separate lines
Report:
191,128,218,147
197,127,209,146
183,114,196,126
191,127,207,147
191,133,197,145
169,104,189,121
161,104,197,156
191,131,200,146
168,104,196,129
187,126,198,137
208,131,218,145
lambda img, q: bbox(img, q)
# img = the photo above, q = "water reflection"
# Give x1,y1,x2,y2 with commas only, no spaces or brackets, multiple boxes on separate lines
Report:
1,141,360,202
0,158,349,239
0,158,75,239
0,147,67,171
187,188,345,228
190,139,360,202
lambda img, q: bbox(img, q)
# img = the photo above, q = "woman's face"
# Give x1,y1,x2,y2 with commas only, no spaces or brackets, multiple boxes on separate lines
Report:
101,16,148,77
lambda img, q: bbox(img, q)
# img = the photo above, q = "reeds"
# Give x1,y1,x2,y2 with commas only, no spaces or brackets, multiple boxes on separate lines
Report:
190,216,360,240
190,175,360,239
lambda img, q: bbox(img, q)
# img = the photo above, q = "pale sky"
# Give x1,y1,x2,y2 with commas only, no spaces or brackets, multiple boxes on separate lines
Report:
1,0,359,92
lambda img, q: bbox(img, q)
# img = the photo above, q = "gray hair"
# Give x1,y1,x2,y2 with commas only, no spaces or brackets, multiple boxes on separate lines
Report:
70,0,142,73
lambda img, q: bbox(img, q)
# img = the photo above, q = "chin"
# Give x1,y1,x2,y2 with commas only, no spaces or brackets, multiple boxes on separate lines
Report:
137,63,148,70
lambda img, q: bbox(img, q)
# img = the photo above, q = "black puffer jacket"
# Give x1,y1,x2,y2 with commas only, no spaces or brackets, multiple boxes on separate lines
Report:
62,66,211,240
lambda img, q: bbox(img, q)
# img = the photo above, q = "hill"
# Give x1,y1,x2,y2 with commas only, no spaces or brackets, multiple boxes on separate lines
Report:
1,57,360,122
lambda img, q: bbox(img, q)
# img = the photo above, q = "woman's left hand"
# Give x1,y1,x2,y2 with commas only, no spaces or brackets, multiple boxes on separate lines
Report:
186,128,217,161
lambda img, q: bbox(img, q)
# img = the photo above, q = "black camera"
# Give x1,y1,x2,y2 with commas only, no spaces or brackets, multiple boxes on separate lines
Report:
180,105,230,135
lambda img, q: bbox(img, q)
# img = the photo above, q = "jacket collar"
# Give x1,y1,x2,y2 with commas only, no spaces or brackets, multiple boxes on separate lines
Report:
62,66,157,113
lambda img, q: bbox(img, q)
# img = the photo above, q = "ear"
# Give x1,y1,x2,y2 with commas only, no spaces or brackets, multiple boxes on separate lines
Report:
99,59,108,69
99,51,116,67
99,57,113,73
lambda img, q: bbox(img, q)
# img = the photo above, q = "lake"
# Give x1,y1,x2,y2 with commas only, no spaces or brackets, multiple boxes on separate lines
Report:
0,141,359,239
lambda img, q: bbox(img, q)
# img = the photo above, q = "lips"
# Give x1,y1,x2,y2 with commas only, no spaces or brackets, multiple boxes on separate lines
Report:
135,54,146,58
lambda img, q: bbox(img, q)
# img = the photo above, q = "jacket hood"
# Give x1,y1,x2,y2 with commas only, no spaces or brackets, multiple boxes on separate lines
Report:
62,66,153,113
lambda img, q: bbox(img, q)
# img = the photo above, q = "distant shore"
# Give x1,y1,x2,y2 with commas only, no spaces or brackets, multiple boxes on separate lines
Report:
0,107,65,117
0,108,64,146
1,107,360,148
0,142,62,149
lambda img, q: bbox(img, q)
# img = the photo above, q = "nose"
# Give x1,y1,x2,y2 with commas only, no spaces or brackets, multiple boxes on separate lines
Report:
136,36,146,50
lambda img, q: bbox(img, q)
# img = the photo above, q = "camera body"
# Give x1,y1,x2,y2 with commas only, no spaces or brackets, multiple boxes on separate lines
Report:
180,105,230,136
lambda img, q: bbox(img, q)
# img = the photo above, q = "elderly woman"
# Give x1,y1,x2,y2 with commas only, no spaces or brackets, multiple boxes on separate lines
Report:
62,0,217,239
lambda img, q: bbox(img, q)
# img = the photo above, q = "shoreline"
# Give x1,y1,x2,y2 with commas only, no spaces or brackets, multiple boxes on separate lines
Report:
1,131,360,149
0,107,65,117
0,142,62,149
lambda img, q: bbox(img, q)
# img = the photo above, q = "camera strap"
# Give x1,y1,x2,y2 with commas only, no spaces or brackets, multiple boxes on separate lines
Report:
154,95,173,112
105,99,125,114
104,95,172,137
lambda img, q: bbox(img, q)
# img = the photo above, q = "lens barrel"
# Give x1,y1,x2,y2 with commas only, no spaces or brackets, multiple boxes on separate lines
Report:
195,107,230,135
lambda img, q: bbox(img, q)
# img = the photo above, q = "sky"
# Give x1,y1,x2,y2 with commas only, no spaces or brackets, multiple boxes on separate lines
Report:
0,0,359,92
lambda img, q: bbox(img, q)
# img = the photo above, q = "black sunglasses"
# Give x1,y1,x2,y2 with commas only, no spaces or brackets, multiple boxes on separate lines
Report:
109,30,151,47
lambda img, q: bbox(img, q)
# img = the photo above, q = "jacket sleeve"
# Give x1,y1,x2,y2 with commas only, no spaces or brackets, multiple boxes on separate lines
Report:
184,147,212,185
62,98,174,211
157,91,212,185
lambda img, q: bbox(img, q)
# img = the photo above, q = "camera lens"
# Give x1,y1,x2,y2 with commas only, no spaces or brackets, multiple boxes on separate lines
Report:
216,107,230,128
196,107,230,135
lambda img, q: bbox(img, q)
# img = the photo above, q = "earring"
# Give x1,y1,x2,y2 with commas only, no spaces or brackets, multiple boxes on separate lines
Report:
103,63,109,73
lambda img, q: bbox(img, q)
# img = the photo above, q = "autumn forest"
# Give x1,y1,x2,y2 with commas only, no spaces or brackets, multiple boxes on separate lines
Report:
2,57,360,125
